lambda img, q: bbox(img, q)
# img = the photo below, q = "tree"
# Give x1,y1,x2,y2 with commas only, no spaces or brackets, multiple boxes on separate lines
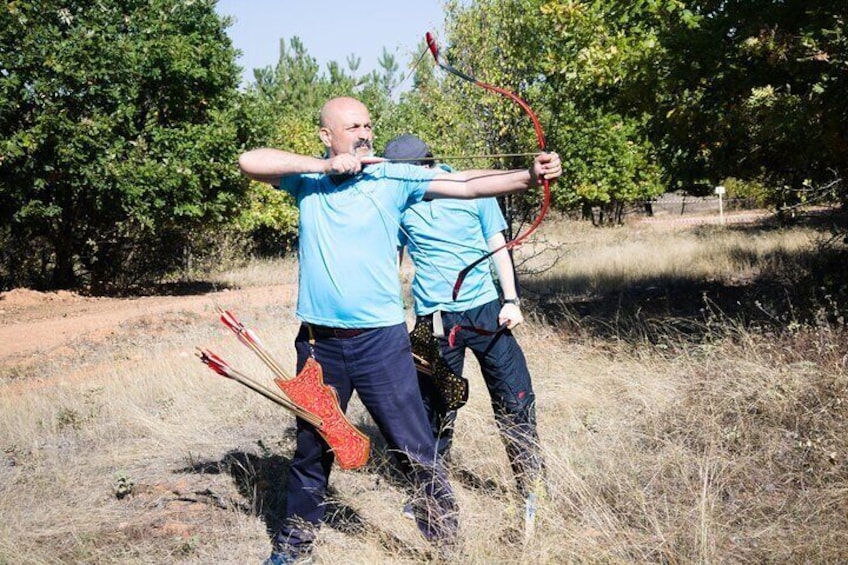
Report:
0,0,245,291
653,1,848,211
253,37,323,114
429,0,665,224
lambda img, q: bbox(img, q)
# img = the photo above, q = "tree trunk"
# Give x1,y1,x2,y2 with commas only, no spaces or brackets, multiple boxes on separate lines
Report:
51,198,77,289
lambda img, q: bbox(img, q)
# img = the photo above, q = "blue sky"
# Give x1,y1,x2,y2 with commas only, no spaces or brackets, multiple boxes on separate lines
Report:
214,1,448,87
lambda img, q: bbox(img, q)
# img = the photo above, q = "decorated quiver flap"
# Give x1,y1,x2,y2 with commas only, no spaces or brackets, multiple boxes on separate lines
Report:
276,357,370,470
409,318,469,411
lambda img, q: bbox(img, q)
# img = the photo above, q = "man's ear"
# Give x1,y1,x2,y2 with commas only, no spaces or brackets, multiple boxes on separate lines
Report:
318,127,331,148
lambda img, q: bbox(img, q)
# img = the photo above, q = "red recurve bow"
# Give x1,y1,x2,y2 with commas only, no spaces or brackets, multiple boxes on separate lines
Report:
424,32,552,302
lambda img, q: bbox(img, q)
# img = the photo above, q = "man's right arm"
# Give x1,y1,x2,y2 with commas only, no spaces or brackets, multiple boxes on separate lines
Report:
239,148,368,184
238,148,326,185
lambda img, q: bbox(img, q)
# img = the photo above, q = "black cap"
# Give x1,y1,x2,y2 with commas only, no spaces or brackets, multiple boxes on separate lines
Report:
384,134,434,166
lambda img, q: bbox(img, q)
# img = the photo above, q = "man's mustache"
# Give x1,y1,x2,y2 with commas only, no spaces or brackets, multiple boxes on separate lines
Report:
354,140,372,151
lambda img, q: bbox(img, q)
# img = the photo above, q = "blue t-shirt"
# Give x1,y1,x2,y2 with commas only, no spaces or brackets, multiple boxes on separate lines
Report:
279,162,436,327
400,190,507,315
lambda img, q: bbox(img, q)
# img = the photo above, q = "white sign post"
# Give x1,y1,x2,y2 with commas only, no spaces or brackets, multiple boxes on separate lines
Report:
715,185,726,225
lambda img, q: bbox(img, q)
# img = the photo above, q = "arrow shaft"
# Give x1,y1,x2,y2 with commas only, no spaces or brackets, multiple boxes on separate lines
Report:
198,349,323,427
388,151,540,163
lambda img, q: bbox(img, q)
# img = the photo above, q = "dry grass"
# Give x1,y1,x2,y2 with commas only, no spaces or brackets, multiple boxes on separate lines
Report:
2,215,847,564
208,256,300,289
526,217,818,296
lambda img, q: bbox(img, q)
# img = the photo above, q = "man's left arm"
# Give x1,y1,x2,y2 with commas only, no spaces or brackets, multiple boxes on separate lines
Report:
424,152,561,199
488,232,524,329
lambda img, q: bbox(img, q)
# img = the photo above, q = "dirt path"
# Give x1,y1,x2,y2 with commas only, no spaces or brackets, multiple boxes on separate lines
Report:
0,285,296,366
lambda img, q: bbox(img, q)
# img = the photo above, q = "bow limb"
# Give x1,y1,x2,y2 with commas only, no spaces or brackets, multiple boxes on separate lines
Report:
425,32,551,300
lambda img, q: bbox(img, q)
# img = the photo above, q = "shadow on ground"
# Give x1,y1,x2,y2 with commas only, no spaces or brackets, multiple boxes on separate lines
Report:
180,442,440,562
177,450,293,536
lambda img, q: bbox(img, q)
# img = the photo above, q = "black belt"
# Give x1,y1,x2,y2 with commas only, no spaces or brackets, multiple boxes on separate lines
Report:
308,324,374,339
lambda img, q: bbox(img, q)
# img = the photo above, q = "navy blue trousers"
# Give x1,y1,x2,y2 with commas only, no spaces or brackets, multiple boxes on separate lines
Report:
274,323,457,552
419,299,544,496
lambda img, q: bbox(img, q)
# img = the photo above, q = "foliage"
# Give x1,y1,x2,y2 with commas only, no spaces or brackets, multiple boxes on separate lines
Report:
0,0,247,291
376,40,485,159
566,110,664,224
434,0,666,224
652,0,848,210
234,183,299,257
4,0,846,291
432,0,846,223
113,471,135,500
719,177,772,209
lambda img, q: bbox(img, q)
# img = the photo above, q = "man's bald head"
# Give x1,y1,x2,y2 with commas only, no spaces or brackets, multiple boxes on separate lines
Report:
319,97,369,129
318,97,374,158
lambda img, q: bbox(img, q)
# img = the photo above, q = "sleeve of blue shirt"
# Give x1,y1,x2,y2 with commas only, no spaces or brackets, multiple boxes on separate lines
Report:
477,197,508,239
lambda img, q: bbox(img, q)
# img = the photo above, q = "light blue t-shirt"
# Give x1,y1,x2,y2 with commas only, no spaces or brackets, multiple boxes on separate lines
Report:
400,188,507,315
279,162,437,327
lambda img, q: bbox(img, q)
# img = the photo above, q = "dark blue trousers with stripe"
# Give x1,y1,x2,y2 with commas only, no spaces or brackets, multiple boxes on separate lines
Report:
423,298,544,496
